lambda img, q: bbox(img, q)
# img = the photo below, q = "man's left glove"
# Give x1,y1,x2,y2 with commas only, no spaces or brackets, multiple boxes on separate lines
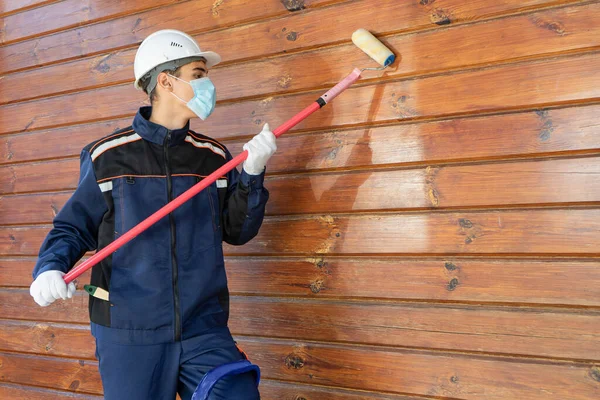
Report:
242,123,277,175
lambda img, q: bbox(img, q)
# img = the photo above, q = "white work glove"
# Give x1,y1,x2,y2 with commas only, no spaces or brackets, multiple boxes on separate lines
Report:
30,270,76,307
242,123,277,175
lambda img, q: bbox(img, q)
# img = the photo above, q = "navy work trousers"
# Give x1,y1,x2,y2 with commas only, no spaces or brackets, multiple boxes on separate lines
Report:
95,327,260,400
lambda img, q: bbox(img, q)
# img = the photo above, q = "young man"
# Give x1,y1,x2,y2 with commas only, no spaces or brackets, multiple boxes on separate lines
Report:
29,29,275,399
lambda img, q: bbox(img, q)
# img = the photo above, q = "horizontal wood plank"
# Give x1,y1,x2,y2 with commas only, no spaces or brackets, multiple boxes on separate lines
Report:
3,338,600,399
2,51,599,137
2,105,599,173
0,352,101,394
0,0,338,74
0,383,101,399
2,295,599,360
2,322,599,398
230,298,600,361
238,338,600,399
0,0,57,17
224,257,600,306
0,0,183,45
225,209,600,255
0,319,93,358
0,289,90,324
192,0,588,69
3,157,600,220
0,118,130,165
196,52,600,141
0,258,91,288
262,157,600,214
215,1,600,103
4,257,600,307
259,380,424,400
0,192,72,223
0,160,80,195
2,338,599,399
4,1,600,105
2,209,599,256
0,380,422,400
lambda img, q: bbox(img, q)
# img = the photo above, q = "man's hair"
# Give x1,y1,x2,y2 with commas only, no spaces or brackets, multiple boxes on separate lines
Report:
139,67,182,105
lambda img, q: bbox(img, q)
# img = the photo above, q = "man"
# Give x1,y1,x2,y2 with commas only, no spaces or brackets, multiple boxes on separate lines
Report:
29,29,275,399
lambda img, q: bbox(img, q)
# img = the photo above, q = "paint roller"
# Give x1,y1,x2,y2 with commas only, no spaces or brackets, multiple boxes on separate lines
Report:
352,28,396,69
65,29,396,286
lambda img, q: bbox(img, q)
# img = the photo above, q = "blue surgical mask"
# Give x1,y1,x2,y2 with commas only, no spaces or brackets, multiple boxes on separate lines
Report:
168,75,216,120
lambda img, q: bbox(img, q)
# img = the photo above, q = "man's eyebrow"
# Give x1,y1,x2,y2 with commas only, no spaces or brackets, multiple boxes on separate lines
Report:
193,67,207,73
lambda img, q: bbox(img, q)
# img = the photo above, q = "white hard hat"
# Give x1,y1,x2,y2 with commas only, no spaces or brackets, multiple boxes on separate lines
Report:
133,29,221,91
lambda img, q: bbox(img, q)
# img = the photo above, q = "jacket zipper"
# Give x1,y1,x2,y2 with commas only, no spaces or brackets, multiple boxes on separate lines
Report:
164,131,181,342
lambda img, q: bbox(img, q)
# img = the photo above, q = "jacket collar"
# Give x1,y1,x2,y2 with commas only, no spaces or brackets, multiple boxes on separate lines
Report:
132,106,189,147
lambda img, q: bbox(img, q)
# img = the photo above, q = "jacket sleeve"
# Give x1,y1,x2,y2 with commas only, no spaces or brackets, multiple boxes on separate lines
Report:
222,149,269,246
32,149,108,279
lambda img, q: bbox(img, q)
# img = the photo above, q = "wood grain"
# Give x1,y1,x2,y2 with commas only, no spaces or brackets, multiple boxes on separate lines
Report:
0,118,130,165
3,1,599,105
1,297,599,360
3,157,600,221
238,337,600,399
0,383,101,399
196,52,600,141
3,0,600,398
3,209,599,256
4,257,600,307
0,352,101,394
2,51,599,137
225,209,600,255
0,258,91,288
259,380,425,400
0,0,184,45
0,0,57,17
0,0,339,74
223,257,600,306
2,104,599,170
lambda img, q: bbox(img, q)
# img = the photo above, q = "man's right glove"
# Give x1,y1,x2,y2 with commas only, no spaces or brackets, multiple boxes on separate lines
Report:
30,270,76,307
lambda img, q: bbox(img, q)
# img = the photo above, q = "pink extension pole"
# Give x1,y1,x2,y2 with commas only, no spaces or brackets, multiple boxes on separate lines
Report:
64,68,362,284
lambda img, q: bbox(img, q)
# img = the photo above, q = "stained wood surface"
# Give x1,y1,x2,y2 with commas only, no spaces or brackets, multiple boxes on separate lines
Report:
238,338,600,400
226,209,600,255
2,209,600,256
2,295,599,361
0,0,57,17
3,51,599,137
1,321,599,398
197,53,600,141
4,156,600,216
3,1,599,105
0,118,130,165
0,350,434,399
1,104,599,169
0,0,183,45
0,383,101,399
3,257,600,307
2,0,600,398
0,0,339,74
0,351,102,394
258,381,425,400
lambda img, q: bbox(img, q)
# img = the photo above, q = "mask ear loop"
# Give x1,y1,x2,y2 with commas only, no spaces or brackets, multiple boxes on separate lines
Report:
166,74,192,104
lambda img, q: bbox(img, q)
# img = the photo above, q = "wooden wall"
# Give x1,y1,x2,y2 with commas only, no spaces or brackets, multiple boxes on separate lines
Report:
1,0,600,398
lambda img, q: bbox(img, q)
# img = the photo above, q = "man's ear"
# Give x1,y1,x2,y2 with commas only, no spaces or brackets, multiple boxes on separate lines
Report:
156,72,173,91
